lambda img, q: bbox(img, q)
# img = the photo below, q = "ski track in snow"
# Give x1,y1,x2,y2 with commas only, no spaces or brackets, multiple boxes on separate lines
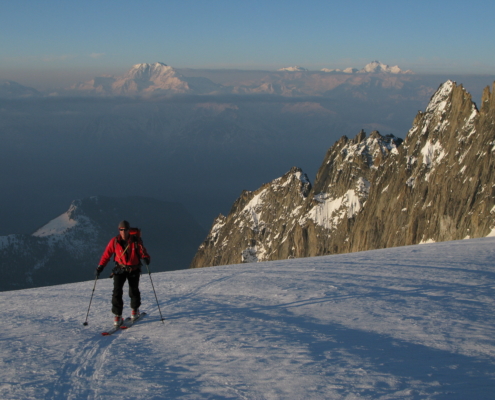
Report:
1,237,495,399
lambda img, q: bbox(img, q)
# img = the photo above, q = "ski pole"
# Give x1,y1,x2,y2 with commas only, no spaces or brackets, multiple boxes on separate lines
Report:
83,275,98,326
145,263,165,324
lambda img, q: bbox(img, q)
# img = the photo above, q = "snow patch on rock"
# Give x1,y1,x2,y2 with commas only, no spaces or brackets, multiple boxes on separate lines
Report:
33,213,77,237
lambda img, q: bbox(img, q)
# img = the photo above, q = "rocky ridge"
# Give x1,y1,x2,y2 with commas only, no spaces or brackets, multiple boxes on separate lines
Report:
190,80,495,268
191,167,312,266
347,80,495,251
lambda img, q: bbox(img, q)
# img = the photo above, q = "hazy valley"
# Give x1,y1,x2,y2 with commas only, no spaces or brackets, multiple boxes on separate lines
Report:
1,62,495,288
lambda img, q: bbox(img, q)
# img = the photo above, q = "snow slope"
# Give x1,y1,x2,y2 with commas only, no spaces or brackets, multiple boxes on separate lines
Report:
2,238,495,399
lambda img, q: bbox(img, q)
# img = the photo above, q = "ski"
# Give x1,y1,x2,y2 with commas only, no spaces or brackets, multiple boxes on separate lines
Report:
120,312,147,330
101,317,131,336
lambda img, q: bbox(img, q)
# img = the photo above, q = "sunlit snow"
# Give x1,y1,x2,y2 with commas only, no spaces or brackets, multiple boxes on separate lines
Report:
421,140,446,168
2,238,494,399
32,213,77,237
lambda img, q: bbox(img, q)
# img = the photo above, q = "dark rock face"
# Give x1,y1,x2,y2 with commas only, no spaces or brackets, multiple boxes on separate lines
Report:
191,80,495,268
289,130,403,258
349,81,495,250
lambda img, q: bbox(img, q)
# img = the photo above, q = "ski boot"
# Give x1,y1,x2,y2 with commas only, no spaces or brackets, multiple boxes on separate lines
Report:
131,308,140,321
114,315,124,327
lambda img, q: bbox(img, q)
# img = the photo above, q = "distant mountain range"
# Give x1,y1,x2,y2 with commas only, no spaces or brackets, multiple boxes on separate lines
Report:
278,66,309,72
66,61,415,97
0,196,206,291
320,60,413,74
190,80,495,268
0,61,416,98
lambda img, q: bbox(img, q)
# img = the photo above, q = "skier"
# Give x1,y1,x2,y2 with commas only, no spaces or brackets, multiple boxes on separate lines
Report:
96,220,151,326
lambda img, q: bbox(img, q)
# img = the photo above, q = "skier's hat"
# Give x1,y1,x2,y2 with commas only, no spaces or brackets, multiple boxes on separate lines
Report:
118,220,130,230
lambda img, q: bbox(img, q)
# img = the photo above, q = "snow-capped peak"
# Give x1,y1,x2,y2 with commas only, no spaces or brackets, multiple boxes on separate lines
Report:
111,62,190,95
343,67,358,74
359,61,412,74
131,62,168,70
128,62,173,75
32,212,78,237
68,62,224,96
424,80,455,115
125,62,175,80
320,68,357,74
278,66,308,72
31,199,94,240
320,61,412,75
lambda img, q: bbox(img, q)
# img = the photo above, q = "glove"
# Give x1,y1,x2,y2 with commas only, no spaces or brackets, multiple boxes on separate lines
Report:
95,265,104,277
143,257,150,265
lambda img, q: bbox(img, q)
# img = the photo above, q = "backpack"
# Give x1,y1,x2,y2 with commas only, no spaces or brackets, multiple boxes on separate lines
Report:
128,227,142,243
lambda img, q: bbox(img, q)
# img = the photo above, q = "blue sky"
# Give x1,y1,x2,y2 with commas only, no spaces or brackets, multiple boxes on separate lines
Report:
1,0,494,89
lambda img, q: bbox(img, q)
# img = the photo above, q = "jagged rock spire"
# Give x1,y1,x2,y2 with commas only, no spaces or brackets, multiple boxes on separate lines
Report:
191,80,495,268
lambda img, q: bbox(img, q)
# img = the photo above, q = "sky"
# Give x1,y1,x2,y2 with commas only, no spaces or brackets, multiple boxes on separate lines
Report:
1,0,495,89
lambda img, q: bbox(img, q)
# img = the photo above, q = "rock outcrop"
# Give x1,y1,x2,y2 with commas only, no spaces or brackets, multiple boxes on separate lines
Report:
191,80,495,268
348,80,495,250
191,167,311,267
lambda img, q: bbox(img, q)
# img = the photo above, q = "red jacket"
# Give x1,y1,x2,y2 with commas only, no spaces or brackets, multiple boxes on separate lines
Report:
99,236,150,267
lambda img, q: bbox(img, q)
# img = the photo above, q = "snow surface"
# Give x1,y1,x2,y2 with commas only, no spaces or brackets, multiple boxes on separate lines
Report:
2,238,495,399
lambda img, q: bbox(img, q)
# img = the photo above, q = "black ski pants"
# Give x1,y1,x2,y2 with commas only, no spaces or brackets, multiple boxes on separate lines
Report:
112,270,141,316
